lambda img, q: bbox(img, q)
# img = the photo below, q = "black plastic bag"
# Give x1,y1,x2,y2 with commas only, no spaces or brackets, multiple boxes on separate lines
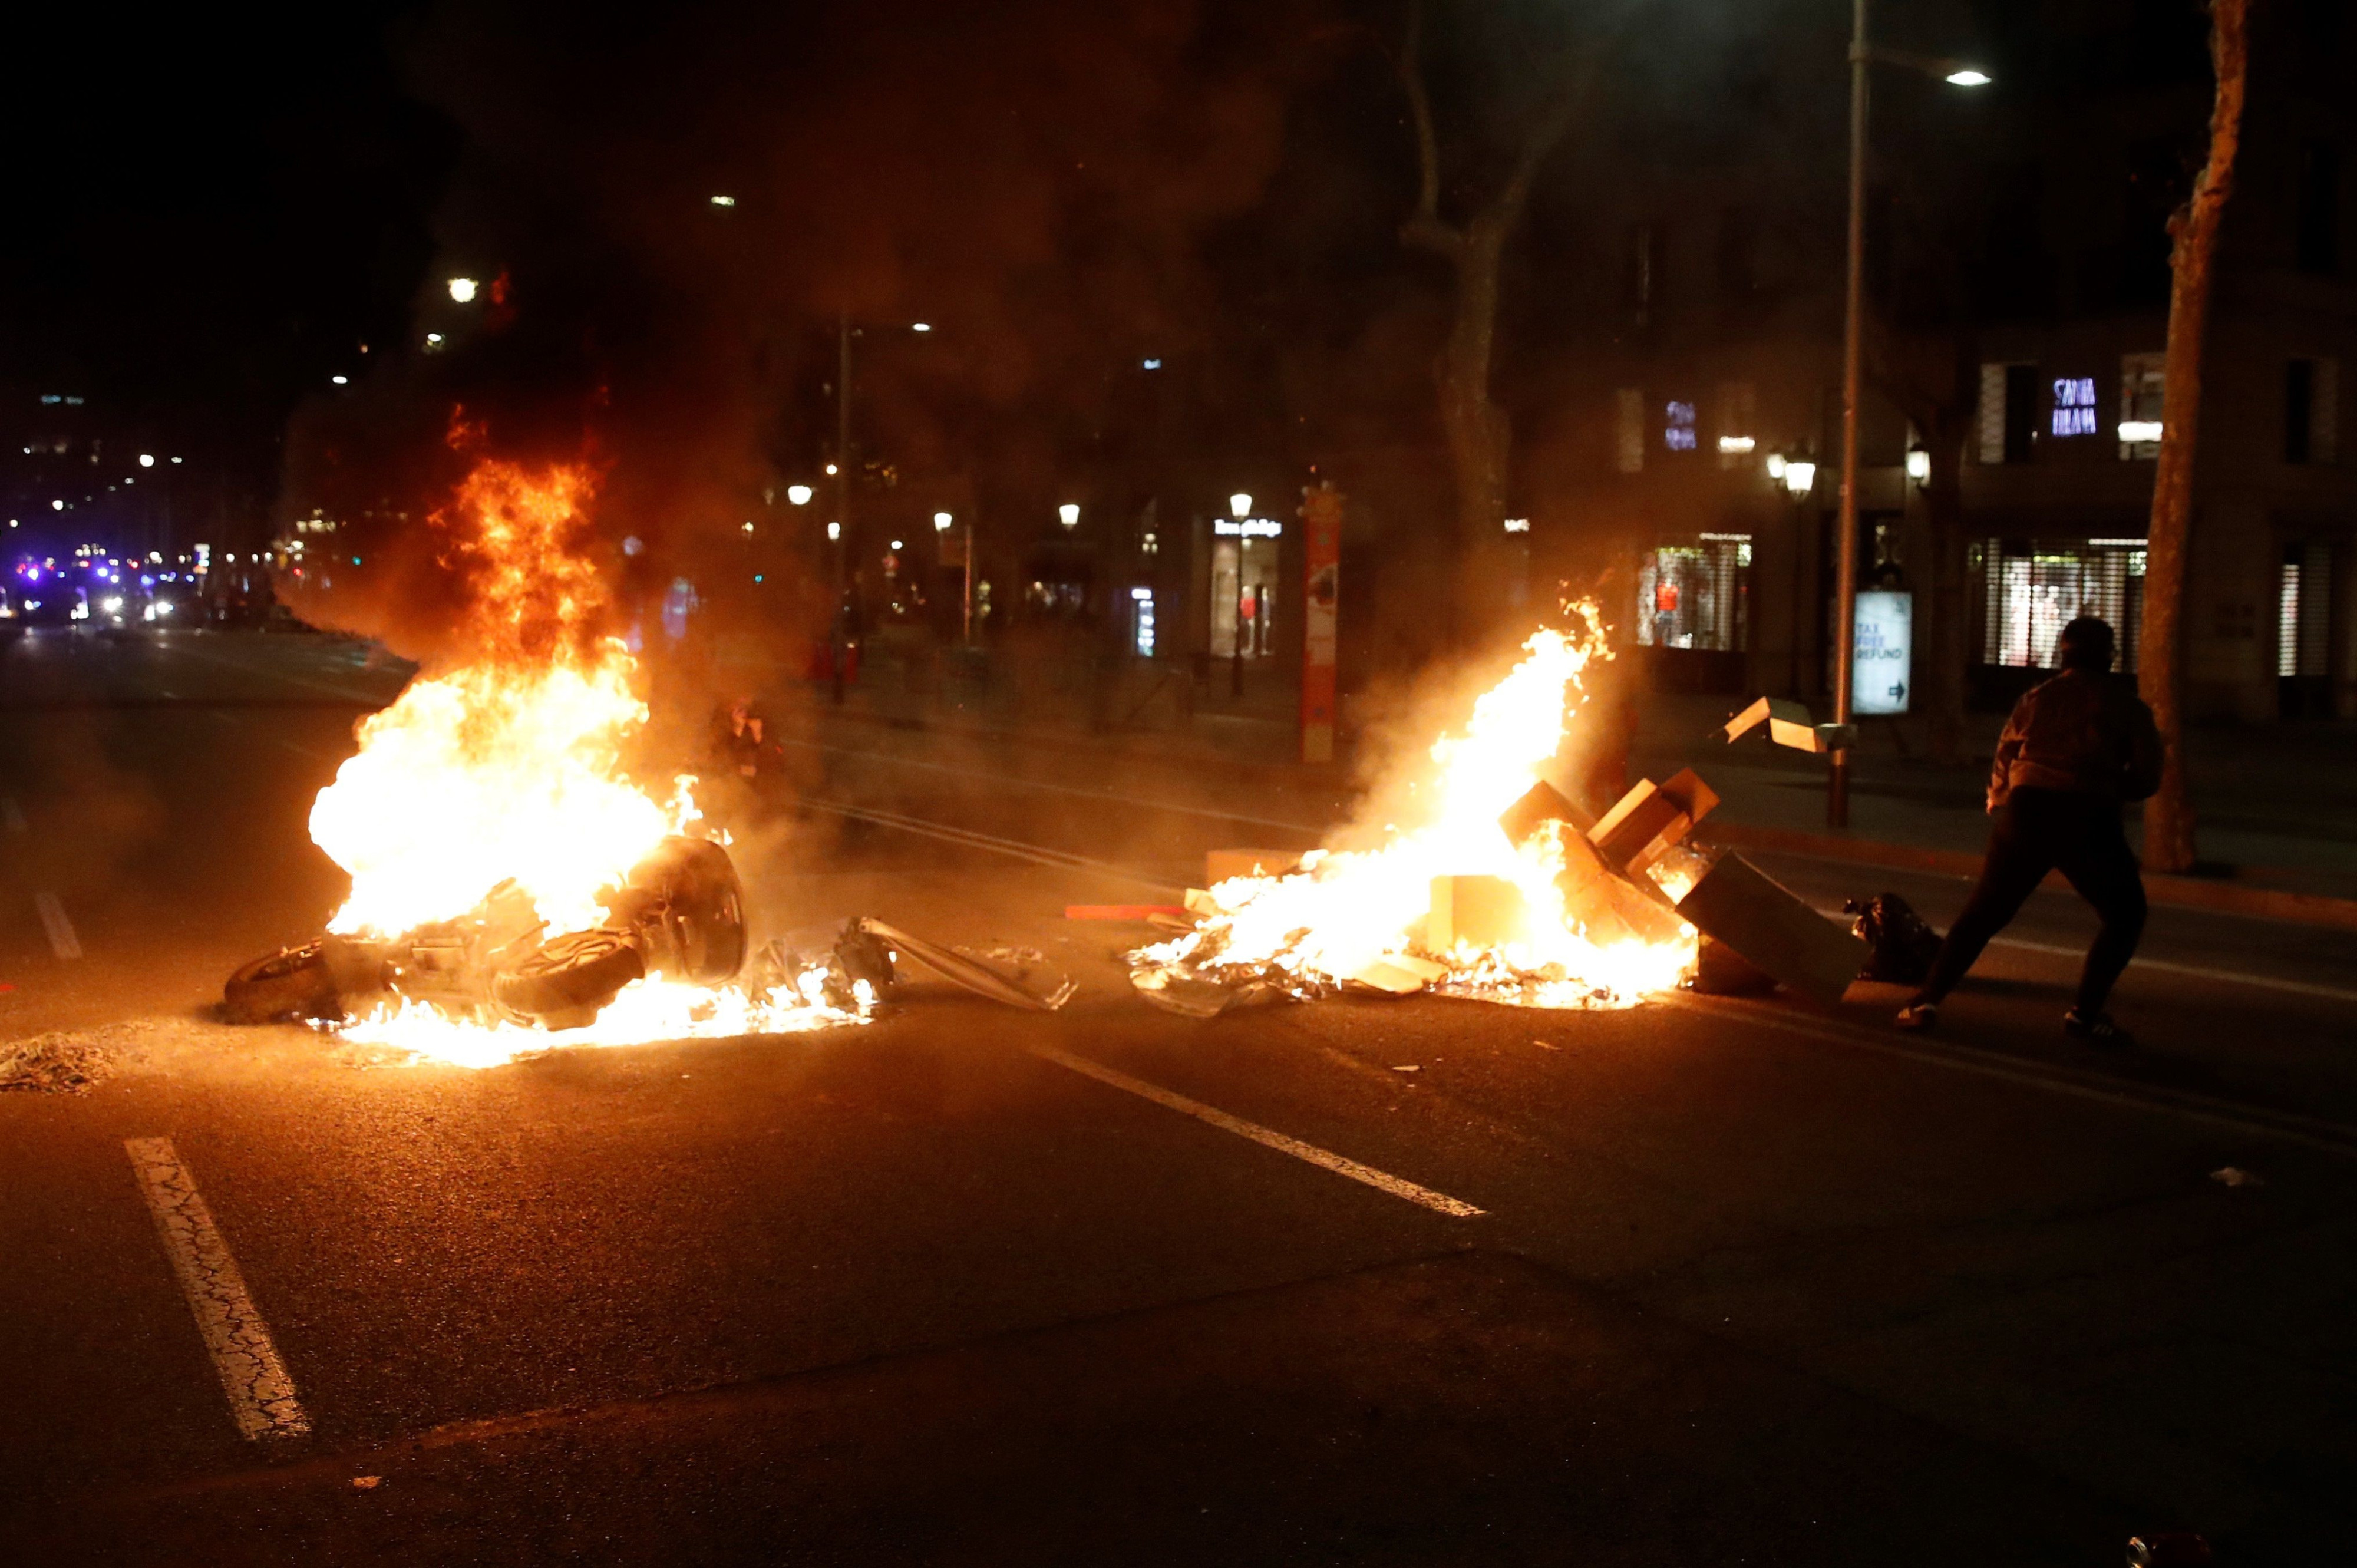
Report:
1844,892,1943,984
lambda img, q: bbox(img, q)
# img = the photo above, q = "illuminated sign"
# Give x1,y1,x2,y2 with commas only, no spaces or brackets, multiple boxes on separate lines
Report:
1853,590,1913,714
1214,517,1282,538
2051,377,2098,437
1664,400,1698,451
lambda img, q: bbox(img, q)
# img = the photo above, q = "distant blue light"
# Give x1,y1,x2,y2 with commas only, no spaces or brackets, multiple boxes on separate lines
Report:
1141,358,1162,370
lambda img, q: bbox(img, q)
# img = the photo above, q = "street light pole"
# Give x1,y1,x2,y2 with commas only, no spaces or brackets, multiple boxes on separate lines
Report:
1830,8,1989,827
1832,0,1870,830
833,309,853,705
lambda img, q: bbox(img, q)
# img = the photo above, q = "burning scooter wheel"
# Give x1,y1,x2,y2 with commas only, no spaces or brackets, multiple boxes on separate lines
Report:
223,942,341,1024
491,927,648,1029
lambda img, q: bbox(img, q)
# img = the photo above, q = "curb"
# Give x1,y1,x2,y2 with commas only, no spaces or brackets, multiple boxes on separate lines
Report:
1704,821,2357,933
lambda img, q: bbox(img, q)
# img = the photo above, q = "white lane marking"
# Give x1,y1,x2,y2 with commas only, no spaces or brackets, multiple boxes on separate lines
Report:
124,1137,311,1440
34,892,81,960
1806,900,2357,1006
1029,1043,1485,1218
780,737,1329,836
2,797,25,833
1663,992,2357,1159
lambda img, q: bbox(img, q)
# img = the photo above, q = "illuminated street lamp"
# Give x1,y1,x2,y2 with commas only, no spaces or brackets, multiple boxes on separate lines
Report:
933,511,953,532
1906,445,1932,485
1781,458,1818,498
1229,493,1252,519
787,484,814,506
138,454,154,468
447,276,478,303
1829,2,1991,826
1058,503,1080,529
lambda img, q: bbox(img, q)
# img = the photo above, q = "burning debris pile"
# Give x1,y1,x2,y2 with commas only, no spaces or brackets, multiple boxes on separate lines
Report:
1130,611,1867,1017
224,457,870,1069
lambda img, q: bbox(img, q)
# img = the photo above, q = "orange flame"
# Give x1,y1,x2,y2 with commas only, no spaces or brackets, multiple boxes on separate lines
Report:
1134,602,1694,1008
305,455,861,1064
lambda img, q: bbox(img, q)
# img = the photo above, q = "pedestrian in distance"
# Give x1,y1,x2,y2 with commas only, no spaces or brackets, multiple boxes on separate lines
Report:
1896,616,2163,1045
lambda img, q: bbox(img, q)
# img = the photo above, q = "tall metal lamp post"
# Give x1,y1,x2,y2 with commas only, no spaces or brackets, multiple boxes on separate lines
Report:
1831,0,1989,826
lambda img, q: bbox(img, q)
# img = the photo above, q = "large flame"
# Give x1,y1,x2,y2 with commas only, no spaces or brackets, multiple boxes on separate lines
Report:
1136,603,1694,1008
306,457,861,1066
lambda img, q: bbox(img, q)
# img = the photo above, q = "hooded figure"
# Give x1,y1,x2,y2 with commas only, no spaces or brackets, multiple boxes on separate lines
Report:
1896,616,2162,1045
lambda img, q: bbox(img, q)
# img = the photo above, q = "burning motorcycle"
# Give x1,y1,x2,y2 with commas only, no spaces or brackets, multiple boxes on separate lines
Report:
223,836,746,1030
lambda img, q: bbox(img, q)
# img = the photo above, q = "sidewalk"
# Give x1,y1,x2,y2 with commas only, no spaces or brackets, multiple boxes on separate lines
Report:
761,664,2357,927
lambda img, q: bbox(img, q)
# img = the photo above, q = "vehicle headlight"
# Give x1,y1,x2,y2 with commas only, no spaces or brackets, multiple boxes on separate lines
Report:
103,596,124,614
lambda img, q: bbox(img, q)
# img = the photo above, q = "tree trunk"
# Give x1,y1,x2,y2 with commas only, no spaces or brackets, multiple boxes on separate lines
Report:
2141,0,2249,874
1436,222,1514,621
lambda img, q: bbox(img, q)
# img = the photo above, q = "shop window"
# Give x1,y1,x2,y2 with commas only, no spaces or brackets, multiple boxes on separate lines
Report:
1210,536,1279,658
2286,357,2338,463
2297,138,2341,276
1635,534,1751,652
2119,353,2166,457
1130,587,1157,658
1978,363,2038,463
1614,388,1646,473
1714,380,1757,466
1979,539,2145,672
2280,542,2333,678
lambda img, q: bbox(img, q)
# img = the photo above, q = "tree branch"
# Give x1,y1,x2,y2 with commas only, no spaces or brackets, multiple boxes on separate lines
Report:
1396,0,1464,257
1490,52,1599,232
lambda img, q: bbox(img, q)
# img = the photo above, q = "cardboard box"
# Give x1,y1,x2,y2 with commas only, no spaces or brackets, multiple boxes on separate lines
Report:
1550,825,1689,947
1724,696,1855,755
1427,875,1529,950
1589,768,1716,873
1673,854,1867,1006
1498,778,1592,847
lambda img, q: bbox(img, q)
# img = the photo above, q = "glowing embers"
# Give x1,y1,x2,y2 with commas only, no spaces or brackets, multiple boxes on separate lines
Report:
1130,606,1698,1015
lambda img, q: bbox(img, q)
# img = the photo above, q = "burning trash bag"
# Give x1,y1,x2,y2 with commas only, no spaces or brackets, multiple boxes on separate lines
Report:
223,836,747,1030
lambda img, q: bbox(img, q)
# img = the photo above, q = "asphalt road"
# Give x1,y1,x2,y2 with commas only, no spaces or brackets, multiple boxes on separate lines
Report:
3,628,2352,1565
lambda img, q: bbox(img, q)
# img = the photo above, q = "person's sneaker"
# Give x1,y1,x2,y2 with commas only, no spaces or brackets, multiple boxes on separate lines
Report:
1894,1001,1939,1032
2064,1008,2135,1047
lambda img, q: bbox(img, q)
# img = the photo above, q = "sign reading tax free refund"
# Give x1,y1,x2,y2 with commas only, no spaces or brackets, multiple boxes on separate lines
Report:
1853,590,1912,715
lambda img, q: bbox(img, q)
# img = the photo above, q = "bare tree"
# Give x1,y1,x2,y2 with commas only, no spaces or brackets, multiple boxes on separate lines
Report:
1394,0,1609,632
2140,0,2250,874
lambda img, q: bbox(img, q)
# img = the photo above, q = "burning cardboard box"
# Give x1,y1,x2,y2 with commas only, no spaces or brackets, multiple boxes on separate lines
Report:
1495,768,1864,1006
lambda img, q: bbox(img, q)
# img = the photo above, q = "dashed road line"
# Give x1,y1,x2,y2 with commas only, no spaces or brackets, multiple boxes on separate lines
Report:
124,1137,311,1441
34,892,81,960
1029,1042,1485,1218
2,797,25,834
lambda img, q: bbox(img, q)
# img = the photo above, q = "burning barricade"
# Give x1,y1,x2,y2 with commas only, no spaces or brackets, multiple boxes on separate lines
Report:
1128,613,1866,1016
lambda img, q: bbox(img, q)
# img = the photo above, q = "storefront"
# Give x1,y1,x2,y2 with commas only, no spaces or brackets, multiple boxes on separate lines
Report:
1208,513,1283,659
1974,536,2146,673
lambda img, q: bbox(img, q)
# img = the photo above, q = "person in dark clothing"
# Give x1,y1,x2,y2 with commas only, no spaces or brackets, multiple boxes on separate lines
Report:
1897,616,2164,1044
